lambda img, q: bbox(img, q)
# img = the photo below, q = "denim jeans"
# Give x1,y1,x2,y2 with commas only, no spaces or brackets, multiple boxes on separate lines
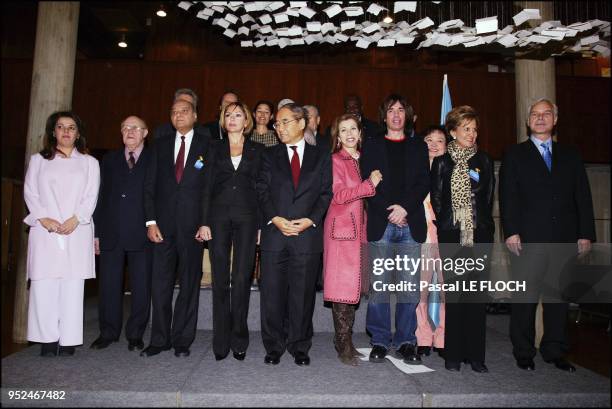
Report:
366,223,420,349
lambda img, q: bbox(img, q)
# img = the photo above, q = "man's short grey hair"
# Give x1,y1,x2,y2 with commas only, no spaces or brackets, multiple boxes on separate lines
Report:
303,104,320,118
174,88,199,111
527,98,558,121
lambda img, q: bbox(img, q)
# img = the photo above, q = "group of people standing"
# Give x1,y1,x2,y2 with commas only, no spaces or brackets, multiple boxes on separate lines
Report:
23,88,594,374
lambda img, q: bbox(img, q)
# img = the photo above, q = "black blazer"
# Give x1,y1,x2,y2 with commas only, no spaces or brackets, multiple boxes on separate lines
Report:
144,128,211,238
360,136,430,243
499,140,595,243
201,138,264,225
256,142,333,253
93,147,150,251
430,150,495,233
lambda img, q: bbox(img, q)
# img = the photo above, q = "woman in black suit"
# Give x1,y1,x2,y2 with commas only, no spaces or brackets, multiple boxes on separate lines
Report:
430,105,495,373
201,101,264,361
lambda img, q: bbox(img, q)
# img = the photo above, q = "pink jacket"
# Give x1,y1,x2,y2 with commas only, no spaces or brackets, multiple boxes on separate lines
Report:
23,152,100,280
323,150,376,304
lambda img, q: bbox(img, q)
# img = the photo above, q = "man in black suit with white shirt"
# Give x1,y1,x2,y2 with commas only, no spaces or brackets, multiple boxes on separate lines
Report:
256,103,333,366
142,99,211,358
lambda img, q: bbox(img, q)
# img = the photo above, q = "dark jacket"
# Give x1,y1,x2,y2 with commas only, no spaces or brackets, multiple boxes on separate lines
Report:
256,142,333,253
430,150,495,234
499,140,595,243
144,127,211,239
360,136,430,243
93,147,150,251
201,138,264,225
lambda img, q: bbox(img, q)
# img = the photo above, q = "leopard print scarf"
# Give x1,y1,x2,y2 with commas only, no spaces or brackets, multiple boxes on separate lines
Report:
447,140,477,247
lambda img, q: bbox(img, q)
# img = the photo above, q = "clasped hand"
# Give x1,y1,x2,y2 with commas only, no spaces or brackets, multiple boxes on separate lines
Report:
272,216,313,236
39,216,78,235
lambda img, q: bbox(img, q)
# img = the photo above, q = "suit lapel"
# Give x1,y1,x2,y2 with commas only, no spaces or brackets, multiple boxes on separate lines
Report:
524,140,551,177
295,143,317,196
276,144,294,191
237,139,255,173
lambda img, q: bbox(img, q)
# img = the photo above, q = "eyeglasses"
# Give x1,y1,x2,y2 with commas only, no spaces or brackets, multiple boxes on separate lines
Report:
272,118,298,130
55,124,77,133
529,111,554,119
121,125,146,133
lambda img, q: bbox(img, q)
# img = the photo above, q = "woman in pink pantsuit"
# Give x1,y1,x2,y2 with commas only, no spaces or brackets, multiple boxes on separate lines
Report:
23,111,100,357
323,114,382,366
415,126,448,356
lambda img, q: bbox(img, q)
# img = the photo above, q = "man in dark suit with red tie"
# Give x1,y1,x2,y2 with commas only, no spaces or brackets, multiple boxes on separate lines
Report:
91,115,152,352
256,103,333,366
142,99,211,358
500,98,595,373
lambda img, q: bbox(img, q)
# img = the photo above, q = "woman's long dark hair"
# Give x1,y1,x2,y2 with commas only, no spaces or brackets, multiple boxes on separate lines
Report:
40,111,88,160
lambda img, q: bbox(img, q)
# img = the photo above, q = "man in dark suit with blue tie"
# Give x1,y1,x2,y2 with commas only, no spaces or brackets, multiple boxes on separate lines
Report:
142,99,211,358
91,116,152,352
500,98,596,373
256,103,333,366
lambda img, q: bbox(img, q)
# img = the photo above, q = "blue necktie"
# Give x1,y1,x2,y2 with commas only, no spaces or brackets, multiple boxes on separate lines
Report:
541,143,552,172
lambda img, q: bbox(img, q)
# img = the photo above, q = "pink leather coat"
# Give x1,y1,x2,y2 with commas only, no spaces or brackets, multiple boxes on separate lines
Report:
323,150,376,304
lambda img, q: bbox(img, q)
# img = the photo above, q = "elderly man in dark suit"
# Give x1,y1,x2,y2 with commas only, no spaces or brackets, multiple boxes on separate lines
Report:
256,103,333,366
91,115,152,352
500,98,596,373
142,99,211,358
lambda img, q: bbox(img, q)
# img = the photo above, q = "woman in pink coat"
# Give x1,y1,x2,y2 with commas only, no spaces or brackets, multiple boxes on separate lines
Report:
23,111,100,357
323,114,382,365
415,126,448,356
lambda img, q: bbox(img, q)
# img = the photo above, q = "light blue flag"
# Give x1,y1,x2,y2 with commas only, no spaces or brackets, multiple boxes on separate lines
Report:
428,269,440,328
440,73,452,125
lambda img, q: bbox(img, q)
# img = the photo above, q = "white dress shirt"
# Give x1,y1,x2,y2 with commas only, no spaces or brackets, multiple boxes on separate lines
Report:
174,129,194,167
285,137,306,167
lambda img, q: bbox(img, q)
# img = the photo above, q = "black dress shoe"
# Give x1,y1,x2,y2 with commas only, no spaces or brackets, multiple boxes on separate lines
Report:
417,346,431,356
128,339,144,351
58,346,75,356
445,360,461,371
233,351,246,361
90,337,114,350
294,351,310,366
470,361,489,373
369,345,388,363
396,344,422,365
40,342,58,357
215,352,229,361
140,345,170,357
516,358,535,371
264,351,281,365
174,347,190,357
544,358,576,373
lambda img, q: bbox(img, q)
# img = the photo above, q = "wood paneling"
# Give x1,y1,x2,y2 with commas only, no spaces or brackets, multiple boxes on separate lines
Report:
1,58,609,180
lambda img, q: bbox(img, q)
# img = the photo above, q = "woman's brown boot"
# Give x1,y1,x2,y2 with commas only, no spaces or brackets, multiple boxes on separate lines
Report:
332,303,358,365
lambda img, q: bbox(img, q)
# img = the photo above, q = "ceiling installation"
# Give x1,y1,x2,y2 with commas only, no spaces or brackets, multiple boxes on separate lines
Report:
176,1,610,57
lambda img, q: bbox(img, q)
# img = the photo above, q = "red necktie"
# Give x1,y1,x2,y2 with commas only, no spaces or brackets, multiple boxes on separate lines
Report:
127,151,135,170
175,136,185,183
290,145,300,188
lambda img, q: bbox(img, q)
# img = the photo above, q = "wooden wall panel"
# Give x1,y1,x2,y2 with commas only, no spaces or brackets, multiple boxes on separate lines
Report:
1,58,609,180
556,76,610,163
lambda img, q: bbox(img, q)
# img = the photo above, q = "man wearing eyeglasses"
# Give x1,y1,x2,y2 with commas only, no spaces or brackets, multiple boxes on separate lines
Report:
500,98,595,373
257,103,333,366
91,116,152,352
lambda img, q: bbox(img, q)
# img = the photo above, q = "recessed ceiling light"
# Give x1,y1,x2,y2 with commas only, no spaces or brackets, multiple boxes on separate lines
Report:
156,5,166,17
118,34,127,48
